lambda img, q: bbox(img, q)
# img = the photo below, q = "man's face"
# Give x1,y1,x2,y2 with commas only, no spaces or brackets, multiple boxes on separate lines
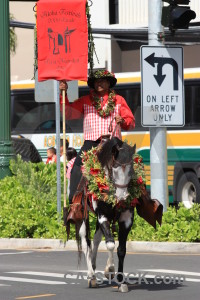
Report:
94,79,110,93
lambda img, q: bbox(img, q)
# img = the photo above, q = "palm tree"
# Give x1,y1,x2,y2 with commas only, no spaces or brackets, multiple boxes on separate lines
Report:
10,13,17,54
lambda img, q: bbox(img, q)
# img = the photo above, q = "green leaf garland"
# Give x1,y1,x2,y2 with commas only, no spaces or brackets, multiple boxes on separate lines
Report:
90,90,116,117
81,147,146,210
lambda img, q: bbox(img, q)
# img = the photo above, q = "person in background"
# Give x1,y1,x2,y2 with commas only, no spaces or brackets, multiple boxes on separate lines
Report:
59,69,135,203
66,147,77,162
46,147,57,164
60,138,69,162
66,147,77,198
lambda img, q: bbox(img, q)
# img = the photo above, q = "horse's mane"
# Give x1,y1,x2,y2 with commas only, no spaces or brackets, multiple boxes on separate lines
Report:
97,137,123,167
96,137,136,168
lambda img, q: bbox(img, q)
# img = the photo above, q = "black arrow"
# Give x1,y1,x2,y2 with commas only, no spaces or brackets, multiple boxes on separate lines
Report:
145,53,178,90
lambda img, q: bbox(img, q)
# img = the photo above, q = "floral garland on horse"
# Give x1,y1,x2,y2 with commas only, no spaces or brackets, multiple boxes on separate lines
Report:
81,146,146,211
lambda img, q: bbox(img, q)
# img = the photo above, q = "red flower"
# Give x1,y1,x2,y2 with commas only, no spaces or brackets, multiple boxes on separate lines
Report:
90,168,101,176
137,176,143,184
104,70,109,75
92,193,98,201
134,156,143,163
116,201,126,209
130,198,140,207
97,182,109,192
87,191,98,201
134,157,139,163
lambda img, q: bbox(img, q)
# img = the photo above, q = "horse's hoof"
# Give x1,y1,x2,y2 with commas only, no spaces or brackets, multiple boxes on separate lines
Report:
104,265,115,279
118,283,129,293
88,278,98,288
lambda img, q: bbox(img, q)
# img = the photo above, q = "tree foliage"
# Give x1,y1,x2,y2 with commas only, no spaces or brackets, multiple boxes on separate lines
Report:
10,14,17,54
0,156,199,242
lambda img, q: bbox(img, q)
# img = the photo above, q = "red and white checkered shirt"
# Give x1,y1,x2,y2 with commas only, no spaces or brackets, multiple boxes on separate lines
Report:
60,92,135,141
66,157,76,179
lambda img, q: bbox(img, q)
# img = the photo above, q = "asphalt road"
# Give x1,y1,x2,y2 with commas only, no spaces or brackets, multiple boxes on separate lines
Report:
0,249,200,300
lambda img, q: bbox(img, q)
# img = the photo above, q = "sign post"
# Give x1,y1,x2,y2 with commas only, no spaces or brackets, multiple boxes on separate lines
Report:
0,0,15,179
145,0,169,212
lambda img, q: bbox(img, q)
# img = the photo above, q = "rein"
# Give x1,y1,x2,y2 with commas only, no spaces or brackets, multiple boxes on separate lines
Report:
109,117,119,139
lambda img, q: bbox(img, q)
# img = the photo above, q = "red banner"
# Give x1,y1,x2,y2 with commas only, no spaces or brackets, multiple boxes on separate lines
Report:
37,0,88,81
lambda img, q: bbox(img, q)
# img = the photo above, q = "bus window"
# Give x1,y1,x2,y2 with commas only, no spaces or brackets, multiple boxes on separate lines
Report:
11,89,84,134
193,85,200,125
184,83,200,128
11,96,56,134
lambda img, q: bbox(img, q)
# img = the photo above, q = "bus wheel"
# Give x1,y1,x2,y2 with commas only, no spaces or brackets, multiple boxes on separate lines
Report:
177,172,200,208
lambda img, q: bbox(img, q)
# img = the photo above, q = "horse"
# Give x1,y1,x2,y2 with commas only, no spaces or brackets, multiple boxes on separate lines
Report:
67,137,162,292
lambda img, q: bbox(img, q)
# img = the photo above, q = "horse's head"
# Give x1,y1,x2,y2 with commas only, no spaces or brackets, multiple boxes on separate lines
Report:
97,137,136,202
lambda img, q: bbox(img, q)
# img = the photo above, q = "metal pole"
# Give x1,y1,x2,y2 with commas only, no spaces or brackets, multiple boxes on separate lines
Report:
0,0,15,179
62,90,67,210
55,80,61,219
148,0,168,212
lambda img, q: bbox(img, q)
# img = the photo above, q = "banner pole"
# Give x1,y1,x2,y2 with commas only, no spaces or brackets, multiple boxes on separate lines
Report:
55,80,61,221
62,89,67,211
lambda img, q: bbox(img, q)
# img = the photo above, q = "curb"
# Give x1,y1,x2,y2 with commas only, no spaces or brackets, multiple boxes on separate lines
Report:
0,239,200,253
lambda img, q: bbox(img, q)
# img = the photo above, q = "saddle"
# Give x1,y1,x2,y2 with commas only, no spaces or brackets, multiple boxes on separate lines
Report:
66,176,88,239
136,189,163,229
67,192,84,224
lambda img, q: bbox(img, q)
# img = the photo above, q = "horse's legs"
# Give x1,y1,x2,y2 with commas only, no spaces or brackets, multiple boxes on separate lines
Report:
79,219,97,287
117,209,134,292
91,221,103,271
97,215,115,278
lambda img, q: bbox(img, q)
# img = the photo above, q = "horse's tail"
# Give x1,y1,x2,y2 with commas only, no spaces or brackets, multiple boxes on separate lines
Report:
75,221,83,264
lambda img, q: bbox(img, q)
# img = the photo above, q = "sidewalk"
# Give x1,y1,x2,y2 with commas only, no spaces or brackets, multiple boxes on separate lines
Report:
0,238,200,253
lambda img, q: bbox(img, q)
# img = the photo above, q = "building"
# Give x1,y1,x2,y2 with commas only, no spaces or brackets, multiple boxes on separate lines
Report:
10,0,200,81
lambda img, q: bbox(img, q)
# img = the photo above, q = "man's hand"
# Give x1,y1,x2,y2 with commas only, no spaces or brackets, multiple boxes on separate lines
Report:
59,80,68,92
115,115,124,125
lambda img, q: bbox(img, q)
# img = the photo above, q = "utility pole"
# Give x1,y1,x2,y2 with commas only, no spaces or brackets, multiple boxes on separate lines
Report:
0,0,15,179
148,0,168,212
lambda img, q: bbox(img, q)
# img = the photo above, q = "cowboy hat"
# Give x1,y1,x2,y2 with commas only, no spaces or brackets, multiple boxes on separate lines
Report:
87,70,117,88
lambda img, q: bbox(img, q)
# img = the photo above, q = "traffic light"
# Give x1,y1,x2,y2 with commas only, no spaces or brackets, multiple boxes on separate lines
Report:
161,0,196,31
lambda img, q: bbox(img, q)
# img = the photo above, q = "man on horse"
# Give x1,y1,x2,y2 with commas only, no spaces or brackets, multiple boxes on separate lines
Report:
59,70,135,204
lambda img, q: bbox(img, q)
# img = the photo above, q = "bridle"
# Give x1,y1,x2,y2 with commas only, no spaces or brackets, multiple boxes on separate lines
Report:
110,155,133,189
105,119,133,189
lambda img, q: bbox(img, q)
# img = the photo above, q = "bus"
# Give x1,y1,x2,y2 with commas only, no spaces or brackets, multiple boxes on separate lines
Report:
11,68,200,208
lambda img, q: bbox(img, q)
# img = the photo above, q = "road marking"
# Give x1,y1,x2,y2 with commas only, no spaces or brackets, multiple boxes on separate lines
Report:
0,252,32,256
126,252,200,256
7,271,88,280
69,269,200,283
15,294,56,299
140,269,200,277
0,283,11,287
0,276,66,285
2,269,200,286
7,271,65,278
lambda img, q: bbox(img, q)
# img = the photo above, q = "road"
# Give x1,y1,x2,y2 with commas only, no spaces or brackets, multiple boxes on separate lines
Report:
0,249,200,300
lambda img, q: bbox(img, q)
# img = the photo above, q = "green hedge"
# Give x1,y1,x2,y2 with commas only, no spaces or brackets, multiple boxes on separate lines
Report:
0,156,199,242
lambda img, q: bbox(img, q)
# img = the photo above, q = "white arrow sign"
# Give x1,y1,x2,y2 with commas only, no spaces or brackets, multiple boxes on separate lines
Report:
141,46,185,127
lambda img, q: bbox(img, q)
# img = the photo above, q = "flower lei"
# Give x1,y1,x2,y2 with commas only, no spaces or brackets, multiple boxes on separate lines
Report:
81,147,146,211
91,69,116,79
90,90,116,118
